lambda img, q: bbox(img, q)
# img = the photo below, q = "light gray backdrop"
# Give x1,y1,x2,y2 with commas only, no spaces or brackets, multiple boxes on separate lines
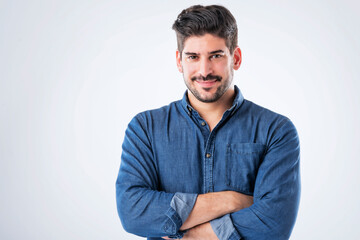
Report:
1,0,359,239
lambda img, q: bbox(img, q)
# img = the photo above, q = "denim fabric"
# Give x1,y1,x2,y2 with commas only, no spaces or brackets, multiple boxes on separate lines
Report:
211,214,240,240
170,193,198,226
116,85,300,240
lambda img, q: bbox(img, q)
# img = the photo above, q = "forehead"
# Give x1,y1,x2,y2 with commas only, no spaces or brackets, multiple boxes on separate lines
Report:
182,34,229,53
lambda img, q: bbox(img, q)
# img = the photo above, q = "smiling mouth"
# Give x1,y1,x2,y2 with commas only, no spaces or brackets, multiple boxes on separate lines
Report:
195,79,218,88
191,74,222,82
196,79,218,83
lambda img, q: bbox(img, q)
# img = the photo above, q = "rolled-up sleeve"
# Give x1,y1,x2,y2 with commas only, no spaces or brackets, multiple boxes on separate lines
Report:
211,118,300,240
170,192,198,227
210,214,241,240
116,114,197,238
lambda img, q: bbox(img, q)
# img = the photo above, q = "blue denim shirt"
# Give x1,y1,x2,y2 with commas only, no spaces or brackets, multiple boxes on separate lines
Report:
116,86,300,240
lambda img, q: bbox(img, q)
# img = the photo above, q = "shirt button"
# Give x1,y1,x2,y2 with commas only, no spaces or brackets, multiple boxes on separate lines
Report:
206,153,211,158
201,122,206,126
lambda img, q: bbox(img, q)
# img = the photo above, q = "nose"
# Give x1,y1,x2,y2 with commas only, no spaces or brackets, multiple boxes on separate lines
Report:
198,58,213,77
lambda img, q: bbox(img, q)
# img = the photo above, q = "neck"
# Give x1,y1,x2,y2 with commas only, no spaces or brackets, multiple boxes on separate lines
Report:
187,86,236,130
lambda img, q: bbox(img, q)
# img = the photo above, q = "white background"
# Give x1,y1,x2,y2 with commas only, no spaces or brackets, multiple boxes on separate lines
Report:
1,0,359,239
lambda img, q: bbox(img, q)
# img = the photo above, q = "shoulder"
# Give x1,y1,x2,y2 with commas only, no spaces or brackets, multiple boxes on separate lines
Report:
130,99,182,127
240,99,298,140
242,99,291,123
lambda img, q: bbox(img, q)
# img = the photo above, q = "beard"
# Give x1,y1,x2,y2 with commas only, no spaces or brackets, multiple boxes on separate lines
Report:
184,71,233,103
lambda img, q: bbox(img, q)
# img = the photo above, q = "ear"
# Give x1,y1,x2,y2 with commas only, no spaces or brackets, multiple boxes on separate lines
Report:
176,49,183,73
232,47,242,70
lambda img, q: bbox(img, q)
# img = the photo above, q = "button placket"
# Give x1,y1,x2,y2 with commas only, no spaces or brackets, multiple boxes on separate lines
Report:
204,132,216,193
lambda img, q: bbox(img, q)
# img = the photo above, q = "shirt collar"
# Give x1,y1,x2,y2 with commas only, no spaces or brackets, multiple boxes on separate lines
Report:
181,85,244,115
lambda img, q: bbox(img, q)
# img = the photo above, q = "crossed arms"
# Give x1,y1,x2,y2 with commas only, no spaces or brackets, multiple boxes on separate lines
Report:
116,115,300,239
163,191,254,239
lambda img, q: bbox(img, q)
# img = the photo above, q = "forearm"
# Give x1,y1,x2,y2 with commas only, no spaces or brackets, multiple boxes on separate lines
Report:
163,222,218,240
184,222,219,240
180,191,253,230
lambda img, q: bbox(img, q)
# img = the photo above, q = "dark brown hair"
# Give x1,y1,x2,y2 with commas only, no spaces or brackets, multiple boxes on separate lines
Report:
172,5,238,58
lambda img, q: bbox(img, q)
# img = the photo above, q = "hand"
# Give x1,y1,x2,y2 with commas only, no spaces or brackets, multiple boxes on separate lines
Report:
182,222,218,240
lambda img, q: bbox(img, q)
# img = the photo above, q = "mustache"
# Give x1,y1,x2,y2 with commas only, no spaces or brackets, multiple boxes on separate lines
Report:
191,74,222,81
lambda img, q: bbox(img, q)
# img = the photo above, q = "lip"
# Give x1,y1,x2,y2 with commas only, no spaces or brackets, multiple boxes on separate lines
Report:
195,80,218,88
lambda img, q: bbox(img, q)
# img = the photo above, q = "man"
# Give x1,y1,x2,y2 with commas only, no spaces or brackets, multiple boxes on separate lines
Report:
116,5,300,240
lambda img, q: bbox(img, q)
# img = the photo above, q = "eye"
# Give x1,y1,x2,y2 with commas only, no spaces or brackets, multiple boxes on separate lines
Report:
210,54,222,59
186,55,198,62
188,55,198,60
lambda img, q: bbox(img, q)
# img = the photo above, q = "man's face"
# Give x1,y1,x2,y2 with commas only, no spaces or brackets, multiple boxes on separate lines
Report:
176,34,241,103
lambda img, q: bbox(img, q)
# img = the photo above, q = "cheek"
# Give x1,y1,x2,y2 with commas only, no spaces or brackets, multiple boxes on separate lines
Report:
214,61,230,74
182,63,197,76
223,59,232,68
221,61,232,72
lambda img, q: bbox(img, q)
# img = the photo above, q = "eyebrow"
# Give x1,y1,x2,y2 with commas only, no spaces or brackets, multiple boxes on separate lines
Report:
209,50,224,54
183,50,225,55
184,52,199,55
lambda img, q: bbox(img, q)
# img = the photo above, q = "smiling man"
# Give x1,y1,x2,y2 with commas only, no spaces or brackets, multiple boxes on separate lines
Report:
116,5,300,240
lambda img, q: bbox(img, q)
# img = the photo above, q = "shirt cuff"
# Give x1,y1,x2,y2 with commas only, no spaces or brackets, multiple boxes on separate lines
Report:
170,192,198,224
210,214,241,240
163,192,197,239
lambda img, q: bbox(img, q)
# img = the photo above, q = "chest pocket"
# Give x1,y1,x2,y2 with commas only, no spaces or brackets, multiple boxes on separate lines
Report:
226,143,266,195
